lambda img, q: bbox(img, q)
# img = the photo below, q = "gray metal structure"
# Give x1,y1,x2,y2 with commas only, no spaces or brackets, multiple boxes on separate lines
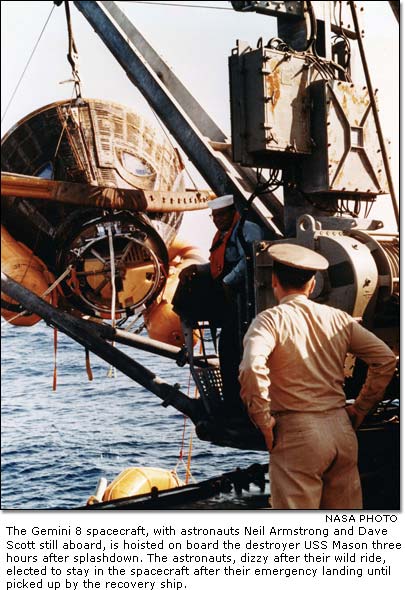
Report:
69,0,398,396
228,0,398,228
0,1,399,506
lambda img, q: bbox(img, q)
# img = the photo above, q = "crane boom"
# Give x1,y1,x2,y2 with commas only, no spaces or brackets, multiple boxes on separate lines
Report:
73,0,284,235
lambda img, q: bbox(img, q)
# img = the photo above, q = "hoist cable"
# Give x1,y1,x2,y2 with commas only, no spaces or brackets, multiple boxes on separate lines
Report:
126,1,233,10
150,110,198,190
1,4,55,124
64,0,82,98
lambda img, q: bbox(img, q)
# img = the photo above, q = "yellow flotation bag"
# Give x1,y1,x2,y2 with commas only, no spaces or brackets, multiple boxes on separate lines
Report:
101,467,183,502
143,238,204,346
1,225,56,326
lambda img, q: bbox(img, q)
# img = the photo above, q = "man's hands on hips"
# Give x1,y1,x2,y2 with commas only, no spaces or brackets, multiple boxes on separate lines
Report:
262,415,277,452
345,404,366,430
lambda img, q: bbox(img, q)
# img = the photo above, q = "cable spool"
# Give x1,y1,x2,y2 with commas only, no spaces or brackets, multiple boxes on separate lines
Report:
349,230,399,303
377,239,399,296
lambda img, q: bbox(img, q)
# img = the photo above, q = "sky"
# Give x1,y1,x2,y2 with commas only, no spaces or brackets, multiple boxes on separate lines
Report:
1,1,399,256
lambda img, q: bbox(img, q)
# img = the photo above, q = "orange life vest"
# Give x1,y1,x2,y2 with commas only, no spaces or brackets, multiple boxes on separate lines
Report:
209,212,240,280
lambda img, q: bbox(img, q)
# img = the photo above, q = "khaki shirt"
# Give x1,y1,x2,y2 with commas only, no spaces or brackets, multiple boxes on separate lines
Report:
239,294,397,432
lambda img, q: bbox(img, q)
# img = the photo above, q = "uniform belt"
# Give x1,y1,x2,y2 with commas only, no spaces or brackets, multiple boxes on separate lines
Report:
271,407,345,417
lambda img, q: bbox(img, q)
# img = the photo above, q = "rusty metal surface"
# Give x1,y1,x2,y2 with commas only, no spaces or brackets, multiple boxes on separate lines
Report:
301,80,389,195
229,46,320,166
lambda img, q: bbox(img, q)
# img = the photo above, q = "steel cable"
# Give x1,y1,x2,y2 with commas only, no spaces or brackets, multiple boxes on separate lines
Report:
1,4,55,124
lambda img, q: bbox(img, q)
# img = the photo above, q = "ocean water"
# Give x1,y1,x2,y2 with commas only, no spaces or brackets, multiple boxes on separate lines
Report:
1,322,267,509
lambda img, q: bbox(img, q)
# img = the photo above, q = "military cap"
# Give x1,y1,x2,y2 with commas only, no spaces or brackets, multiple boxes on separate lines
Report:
269,243,329,271
208,194,234,210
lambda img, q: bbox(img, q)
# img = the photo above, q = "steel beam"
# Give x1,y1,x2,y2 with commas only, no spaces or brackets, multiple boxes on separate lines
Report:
72,1,284,235
89,323,217,369
1,273,204,424
230,1,303,18
389,1,399,24
349,1,399,229
1,172,211,212
101,0,226,143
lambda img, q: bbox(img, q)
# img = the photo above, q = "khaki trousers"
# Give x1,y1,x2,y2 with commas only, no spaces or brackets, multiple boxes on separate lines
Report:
270,408,362,509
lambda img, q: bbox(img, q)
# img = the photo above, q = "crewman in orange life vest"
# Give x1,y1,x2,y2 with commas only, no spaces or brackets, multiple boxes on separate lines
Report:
172,194,263,417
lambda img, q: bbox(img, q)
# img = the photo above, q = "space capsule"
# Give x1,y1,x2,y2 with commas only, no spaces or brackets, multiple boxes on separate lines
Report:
1,98,206,343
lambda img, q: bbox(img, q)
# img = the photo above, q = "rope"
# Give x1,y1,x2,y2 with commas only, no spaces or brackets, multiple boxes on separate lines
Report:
173,371,197,484
52,116,70,174
173,331,205,484
107,225,117,378
123,311,145,333
85,348,94,381
127,1,233,10
53,328,58,391
49,80,78,176
1,263,71,389
50,1,86,175
1,265,72,328
42,264,73,298
1,5,55,124
185,416,194,484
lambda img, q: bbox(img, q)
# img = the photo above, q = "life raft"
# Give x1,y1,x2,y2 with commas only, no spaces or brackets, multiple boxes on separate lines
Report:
1,225,55,326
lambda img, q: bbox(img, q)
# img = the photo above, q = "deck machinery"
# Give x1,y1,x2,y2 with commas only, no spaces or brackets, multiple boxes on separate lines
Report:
1,1,399,509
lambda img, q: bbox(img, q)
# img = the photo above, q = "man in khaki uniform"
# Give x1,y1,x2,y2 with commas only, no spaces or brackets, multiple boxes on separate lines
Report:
239,243,397,509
